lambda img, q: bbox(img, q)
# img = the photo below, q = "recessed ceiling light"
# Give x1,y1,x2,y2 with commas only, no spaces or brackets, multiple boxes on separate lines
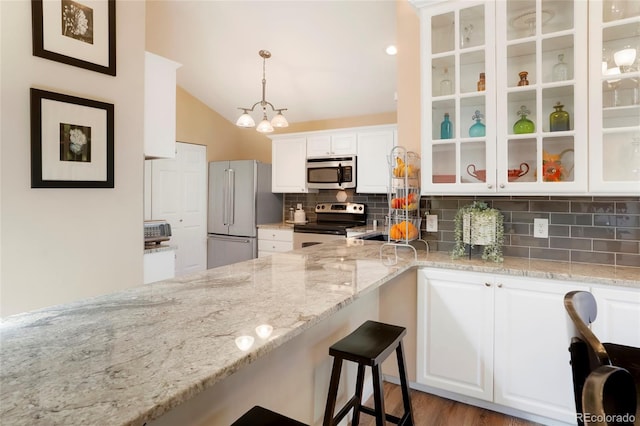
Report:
386,45,397,56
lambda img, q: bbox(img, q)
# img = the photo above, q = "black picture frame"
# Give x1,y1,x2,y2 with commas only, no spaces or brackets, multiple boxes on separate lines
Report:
30,88,114,188
31,0,116,76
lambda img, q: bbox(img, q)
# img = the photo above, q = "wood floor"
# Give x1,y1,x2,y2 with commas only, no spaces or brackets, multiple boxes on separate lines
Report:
358,382,542,426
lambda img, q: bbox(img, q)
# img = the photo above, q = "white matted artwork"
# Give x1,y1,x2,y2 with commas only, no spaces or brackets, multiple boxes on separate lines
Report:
30,88,114,188
32,0,116,75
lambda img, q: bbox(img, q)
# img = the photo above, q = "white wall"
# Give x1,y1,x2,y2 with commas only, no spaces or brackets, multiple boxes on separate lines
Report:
0,0,146,316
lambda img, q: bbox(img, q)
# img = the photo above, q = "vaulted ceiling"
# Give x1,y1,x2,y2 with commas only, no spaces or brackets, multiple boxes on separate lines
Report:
146,0,398,126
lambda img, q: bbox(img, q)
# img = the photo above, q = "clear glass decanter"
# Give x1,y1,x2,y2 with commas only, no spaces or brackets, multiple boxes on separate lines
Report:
440,67,452,96
513,106,535,134
469,110,486,137
552,54,569,82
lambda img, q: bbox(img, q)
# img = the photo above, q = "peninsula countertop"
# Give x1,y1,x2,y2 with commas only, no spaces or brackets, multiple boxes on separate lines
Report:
1,241,638,426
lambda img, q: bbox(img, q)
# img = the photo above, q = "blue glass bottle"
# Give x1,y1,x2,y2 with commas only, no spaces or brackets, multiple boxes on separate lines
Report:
440,113,452,139
469,110,486,137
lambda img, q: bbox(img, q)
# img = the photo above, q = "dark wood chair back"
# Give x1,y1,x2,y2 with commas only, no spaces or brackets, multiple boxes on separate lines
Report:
564,291,637,426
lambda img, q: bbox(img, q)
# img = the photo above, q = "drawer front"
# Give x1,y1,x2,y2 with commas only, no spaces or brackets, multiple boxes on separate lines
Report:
258,228,293,242
258,239,293,253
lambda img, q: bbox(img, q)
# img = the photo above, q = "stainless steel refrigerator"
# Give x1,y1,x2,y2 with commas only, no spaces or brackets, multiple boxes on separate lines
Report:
207,160,282,268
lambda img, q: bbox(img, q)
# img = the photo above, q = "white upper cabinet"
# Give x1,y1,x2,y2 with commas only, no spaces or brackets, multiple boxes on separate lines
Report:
144,52,182,159
270,136,314,193
270,125,396,194
356,125,397,193
418,0,588,194
306,132,357,158
588,1,640,194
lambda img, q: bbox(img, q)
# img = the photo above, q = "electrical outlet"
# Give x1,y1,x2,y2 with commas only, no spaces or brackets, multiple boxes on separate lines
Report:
534,218,549,238
426,215,438,232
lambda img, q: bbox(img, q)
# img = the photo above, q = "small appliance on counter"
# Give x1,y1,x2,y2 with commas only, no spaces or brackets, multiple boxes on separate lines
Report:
144,220,172,247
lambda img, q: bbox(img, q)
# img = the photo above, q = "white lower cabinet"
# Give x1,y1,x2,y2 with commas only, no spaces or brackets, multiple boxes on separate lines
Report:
417,268,589,424
591,286,640,348
143,249,176,284
258,228,293,257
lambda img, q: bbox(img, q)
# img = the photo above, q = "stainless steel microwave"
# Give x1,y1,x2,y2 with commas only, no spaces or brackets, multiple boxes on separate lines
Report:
306,156,356,189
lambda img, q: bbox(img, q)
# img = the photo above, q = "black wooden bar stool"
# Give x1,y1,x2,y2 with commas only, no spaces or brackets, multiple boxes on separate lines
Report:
323,320,414,426
231,405,307,426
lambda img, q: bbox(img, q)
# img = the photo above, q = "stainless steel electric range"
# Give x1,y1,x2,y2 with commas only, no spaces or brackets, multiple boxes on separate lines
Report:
293,202,366,249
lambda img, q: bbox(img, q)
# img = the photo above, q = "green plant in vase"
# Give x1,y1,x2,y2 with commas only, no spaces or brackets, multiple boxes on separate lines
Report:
452,201,504,263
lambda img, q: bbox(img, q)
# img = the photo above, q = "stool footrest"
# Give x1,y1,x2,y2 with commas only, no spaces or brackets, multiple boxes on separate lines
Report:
359,406,406,424
332,396,358,425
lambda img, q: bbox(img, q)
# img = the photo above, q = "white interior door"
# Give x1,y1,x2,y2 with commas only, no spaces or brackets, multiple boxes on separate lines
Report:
151,142,207,277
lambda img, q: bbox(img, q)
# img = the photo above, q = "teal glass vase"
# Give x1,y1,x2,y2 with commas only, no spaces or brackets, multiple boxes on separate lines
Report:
513,105,535,134
469,110,486,137
440,113,452,139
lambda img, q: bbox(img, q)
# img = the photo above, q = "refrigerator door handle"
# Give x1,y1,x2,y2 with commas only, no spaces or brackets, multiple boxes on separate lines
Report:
228,168,235,226
222,169,229,225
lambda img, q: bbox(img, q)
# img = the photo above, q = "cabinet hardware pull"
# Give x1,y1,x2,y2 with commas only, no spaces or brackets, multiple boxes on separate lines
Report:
500,183,505,188
497,283,503,288
487,184,493,189
485,282,491,287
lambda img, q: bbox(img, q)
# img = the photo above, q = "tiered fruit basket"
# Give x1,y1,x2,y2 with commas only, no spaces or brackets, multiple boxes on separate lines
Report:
382,147,428,264
388,147,422,243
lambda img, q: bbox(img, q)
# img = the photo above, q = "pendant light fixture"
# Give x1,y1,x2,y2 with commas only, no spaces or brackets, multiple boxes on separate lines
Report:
236,50,288,133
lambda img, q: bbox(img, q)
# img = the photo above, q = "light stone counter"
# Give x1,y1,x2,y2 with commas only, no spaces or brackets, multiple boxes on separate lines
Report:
1,241,638,426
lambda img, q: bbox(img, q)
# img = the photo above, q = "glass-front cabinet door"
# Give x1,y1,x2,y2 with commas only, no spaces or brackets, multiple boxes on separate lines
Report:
495,0,587,193
420,0,588,194
589,0,640,194
420,1,497,193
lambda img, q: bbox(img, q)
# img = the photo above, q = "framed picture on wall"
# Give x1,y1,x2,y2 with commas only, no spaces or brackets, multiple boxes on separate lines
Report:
30,88,114,188
31,0,116,76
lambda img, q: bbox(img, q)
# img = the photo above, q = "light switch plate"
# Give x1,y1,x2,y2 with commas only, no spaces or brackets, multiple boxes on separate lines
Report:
534,218,548,238
426,215,438,232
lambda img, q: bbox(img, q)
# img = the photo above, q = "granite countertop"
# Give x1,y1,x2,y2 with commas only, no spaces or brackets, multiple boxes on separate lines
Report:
257,222,294,230
1,241,638,426
144,244,176,254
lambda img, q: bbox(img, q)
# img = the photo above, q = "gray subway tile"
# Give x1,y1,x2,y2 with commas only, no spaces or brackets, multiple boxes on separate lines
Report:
550,237,591,250
548,225,570,237
593,240,639,254
511,235,549,248
571,201,615,214
571,227,616,239
617,228,640,241
530,248,570,262
503,246,529,258
571,251,615,266
512,212,549,223
594,214,640,227
616,254,640,268
504,223,529,235
492,200,529,212
616,201,640,214
530,200,570,212
550,213,593,226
